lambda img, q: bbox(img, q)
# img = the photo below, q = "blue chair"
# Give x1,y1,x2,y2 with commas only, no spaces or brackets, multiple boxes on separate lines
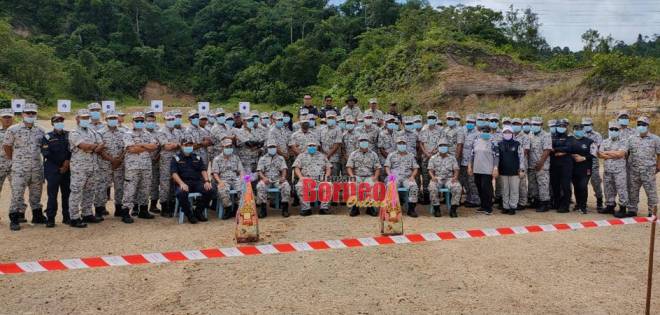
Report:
173,192,207,224
428,187,451,215
267,187,281,209
217,189,239,219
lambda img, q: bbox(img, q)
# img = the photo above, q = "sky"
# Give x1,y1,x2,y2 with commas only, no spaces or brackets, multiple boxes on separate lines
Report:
329,0,660,51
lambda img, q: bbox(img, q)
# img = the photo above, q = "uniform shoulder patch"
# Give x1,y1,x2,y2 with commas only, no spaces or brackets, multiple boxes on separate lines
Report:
195,155,201,161
174,155,181,162
44,134,51,140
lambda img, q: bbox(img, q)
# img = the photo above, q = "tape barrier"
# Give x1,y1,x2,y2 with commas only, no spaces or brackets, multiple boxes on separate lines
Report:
0,217,652,275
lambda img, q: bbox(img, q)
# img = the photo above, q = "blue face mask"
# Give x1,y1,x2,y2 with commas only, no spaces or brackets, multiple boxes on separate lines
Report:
637,125,648,134
268,147,277,156
427,119,437,126
387,123,398,130
308,120,315,128
247,121,255,129
489,122,498,129
512,125,521,133
107,119,118,127
359,141,369,149
466,123,475,130
90,111,101,120
146,122,156,130
327,119,336,126
522,125,531,133
556,127,567,134
225,120,234,128
54,122,64,130
307,146,317,154
583,125,592,132
550,127,557,134
438,146,448,154
446,120,456,127
346,123,355,130
397,144,407,152
134,121,145,129
338,121,346,129
283,116,291,123
218,116,226,124
414,122,422,130
182,146,193,154
480,133,491,140
191,118,200,126
609,130,619,138
276,121,284,128
574,130,585,138
405,124,414,131
476,120,486,127
79,119,90,128
166,120,176,128
357,122,364,128
531,125,541,133
24,116,36,124
262,118,270,126
618,118,629,126
175,118,182,126
223,148,233,155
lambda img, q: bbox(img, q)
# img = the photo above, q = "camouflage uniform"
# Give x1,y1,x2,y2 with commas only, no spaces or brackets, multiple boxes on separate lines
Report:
340,105,362,118
384,149,419,203
626,119,659,213
600,130,629,207
210,124,236,161
157,120,183,206
147,125,161,205
583,117,604,204
460,119,480,205
69,119,103,220
418,112,444,199
0,109,13,198
427,152,462,206
378,125,398,165
527,119,552,204
211,151,244,206
4,110,45,216
235,126,263,173
185,123,211,166
513,120,531,207
346,147,381,189
342,124,360,175
355,124,379,153
256,152,291,204
289,127,321,154
122,123,158,210
397,125,418,157
319,115,343,177
98,121,125,210
293,150,331,211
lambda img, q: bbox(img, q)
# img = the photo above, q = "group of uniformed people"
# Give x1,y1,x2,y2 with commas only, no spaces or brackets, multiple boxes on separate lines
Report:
1,96,658,230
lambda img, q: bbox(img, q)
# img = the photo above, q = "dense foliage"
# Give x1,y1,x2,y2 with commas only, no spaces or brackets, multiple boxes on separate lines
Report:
0,0,657,106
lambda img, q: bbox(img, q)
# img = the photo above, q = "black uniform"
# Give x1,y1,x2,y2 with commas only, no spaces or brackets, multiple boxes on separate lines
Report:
170,152,217,217
568,136,594,211
550,132,574,211
41,130,71,223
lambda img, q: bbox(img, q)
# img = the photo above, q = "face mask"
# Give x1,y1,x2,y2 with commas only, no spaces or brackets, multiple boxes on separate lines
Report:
79,119,90,128
247,121,255,128
308,120,315,127
327,119,336,126
261,118,270,126
207,117,215,124
24,116,36,124
307,146,317,154
283,116,291,123
609,130,619,138
346,123,355,130
223,148,233,155
438,146,448,154
583,125,592,132
397,144,406,152
134,121,145,129
476,120,486,127
512,126,521,133
387,123,397,130
522,125,531,133
107,119,118,127
275,121,284,128
357,122,364,128
466,123,475,130
268,147,277,156
503,133,513,140
364,119,373,126
359,141,369,149
574,130,585,138
550,127,557,134
531,125,541,133
218,116,226,124
146,122,156,130
338,121,346,129
182,146,193,154
405,124,414,131
556,127,567,134
637,126,648,134
618,118,629,126
166,120,176,128
175,118,182,126
427,119,436,126
414,122,422,130
226,120,234,128
191,118,200,126
90,111,101,120
446,120,456,127
480,133,491,140
54,122,64,130
489,122,498,129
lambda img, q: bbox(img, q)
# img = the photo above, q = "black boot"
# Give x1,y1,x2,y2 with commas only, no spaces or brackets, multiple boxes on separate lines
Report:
626,209,638,217
349,206,359,217
433,205,441,217
46,216,56,228
420,191,430,205
149,199,160,214
450,205,458,218
258,203,267,218
407,203,418,218
195,208,208,222
121,207,134,224
94,207,105,221
319,207,331,215
596,198,604,212
281,202,290,218
160,202,172,217
9,213,20,231
614,205,627,218
300,208,312,216
536,201,549,212
69,218,87,228
82,214,100,223
114,204,123,217
366,207,378,217
138,205,155,219
31,208,47,224
131,205,139,217
508,208,516,215
18,212,27,223
599,204,615,214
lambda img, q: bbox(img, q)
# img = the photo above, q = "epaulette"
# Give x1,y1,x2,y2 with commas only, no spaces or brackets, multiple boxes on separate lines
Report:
44,134,51,140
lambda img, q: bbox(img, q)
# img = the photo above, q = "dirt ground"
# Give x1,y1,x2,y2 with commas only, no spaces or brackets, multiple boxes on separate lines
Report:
0,120,659,314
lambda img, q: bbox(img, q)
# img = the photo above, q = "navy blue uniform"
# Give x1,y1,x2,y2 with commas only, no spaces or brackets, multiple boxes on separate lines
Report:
568,136,594,211
550,133,574,211
41,130,71,222
170,153,216,215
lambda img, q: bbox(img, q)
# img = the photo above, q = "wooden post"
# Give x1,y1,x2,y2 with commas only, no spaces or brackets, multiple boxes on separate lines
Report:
646,207,657,315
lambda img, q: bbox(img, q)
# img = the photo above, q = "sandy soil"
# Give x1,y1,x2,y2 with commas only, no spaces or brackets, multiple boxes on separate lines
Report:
0,120,658,314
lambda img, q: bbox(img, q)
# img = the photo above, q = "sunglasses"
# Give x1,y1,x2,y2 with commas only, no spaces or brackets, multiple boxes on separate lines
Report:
609,128,619,131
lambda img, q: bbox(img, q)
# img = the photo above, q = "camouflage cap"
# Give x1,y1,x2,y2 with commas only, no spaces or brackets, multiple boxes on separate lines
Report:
273,112,283,120
250,110,260,117
164,111,175,119
338,115,345,121
266,139,277,147
476,113,488,120
502,116,512,123
581,117,593,125
426,111,438,118
637,116,650,124
511,118,522,124
465,114,476,122
548,119,557,127
307,140,319,146
503,125,514,133
215,108,225,115
454,112,461,119
199,113,208,119
558,118,569,126
105,110,119,118
522,118,530,124
445,111,455,118
531,116,543,124
188,110,199,118
396,136,407,143
414,115,422,122
77,109,90,116
608,120,620,129
221,138,233,146
363,111,374,118
87,102,101,110
260,112,270,118
172,109,182,116
384,114,395,122
617,109,629,118
132,111,145,119
368,98,378,104
489,113,500,121
0,108,14,117
24,103,38,113
182,135,195,144
51,113,64,122
358,134,369,141
326,110,337,118
299,108,309,115
117,110,126,116
438,137,449,146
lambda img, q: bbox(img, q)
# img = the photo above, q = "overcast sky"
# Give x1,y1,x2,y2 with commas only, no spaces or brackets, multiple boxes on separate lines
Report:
330,0,660,51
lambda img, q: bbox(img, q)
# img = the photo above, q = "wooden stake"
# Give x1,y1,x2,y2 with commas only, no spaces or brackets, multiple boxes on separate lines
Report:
646,207,657,315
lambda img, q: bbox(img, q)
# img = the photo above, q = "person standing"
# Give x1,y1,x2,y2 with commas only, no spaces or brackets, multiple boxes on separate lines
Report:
467,125,499,215
299,94,319,117
428,139,461,217
341,95,362,118
145,111,161,214
41,114,71,227
528,117,552,212
378,115,399,172
626,116,659,217
342,115,360,176
496,126,525,215
0,109,14,206
511,118,530,209
582,117,604,211
157,112,182,217
98,111,125,217
598,121,629,216
418,111,444,205
567,123,597,214
550,119,574,213
319,111,342,177
319,95,338,119
4,103,46,230
364,98,384,126
460,114,480,207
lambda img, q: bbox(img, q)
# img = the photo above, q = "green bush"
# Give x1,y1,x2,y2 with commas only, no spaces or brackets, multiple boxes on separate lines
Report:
586,53,660,91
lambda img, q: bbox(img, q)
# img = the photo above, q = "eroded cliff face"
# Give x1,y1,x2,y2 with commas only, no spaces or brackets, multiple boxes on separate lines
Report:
569,83,659,116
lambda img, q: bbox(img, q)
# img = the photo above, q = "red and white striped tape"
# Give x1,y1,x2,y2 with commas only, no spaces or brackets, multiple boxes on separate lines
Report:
0,217,652,275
